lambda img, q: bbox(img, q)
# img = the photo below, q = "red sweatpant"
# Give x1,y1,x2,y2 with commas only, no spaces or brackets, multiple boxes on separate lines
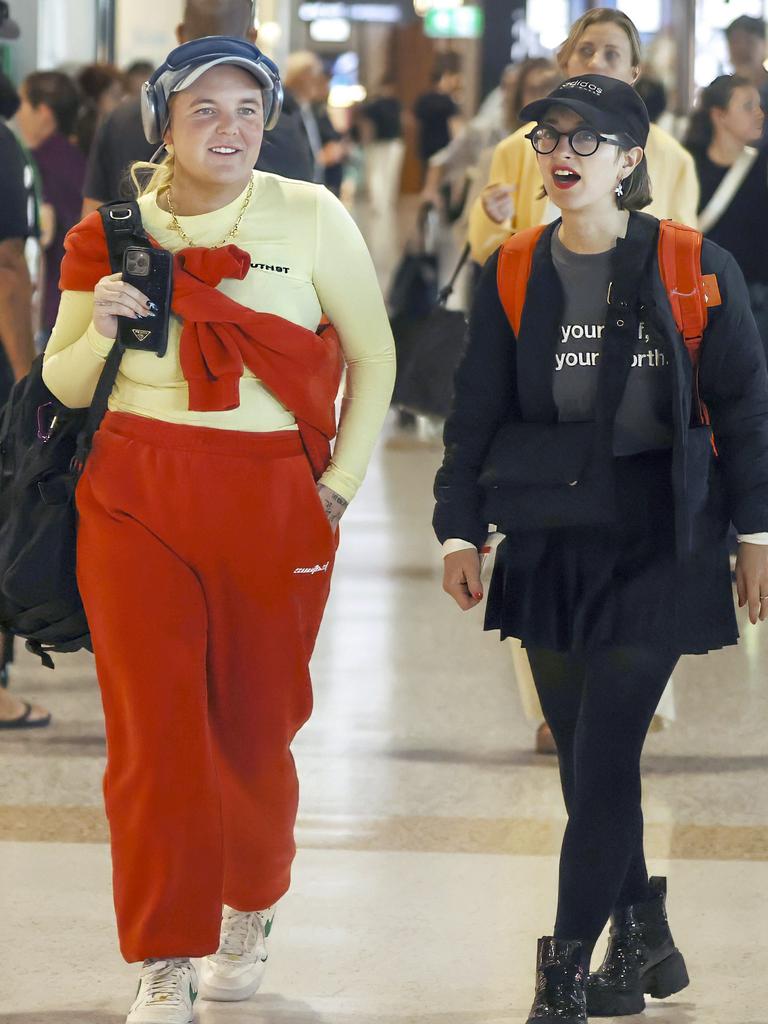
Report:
76,412,337,963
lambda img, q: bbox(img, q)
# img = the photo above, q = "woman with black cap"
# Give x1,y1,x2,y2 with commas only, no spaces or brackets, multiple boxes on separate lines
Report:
43,36,395,1023
435,75,768,1022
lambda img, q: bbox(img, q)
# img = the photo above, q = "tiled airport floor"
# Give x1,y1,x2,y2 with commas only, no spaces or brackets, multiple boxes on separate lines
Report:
1,202,767,1021
1,435,767,1022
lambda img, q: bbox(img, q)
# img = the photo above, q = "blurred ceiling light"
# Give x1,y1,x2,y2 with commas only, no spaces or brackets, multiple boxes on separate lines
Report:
299,2,401,22
616,0,661,35
309,17,352,41
413,0,462,15
329,83,367,107
526,0,568,51
256,20,282,48
424,4,482,38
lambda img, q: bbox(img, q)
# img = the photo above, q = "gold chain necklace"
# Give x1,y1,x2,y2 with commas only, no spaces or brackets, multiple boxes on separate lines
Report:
165,176,254,248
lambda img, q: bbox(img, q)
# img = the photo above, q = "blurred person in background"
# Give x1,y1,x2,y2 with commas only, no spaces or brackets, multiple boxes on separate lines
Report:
725,15,768,119
16,70,86,338
419,60,534,214
473,63,518,132
454,58,561,279
75,62,126,156
314,67,346,197
685,74,768,353
469,8,699,268
467,8,695,755
507,58,563,128
123,59,154,99
82,0,314,212
413,56,463,179
635,75,668,126
283,51,326,183
361,75,404,213
0,64,49,730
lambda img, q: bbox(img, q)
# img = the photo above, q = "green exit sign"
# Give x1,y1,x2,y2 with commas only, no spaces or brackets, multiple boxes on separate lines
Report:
424,5,484,38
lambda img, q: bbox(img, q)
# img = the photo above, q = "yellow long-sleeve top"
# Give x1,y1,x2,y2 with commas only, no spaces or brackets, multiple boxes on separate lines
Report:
42,171,396,503
468,122,700,265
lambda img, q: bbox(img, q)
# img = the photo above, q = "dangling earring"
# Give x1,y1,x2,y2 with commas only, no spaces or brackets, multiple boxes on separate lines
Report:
614,180,624,198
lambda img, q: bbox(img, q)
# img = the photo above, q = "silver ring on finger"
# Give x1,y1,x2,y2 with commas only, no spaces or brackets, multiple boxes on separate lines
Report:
761,595,768,602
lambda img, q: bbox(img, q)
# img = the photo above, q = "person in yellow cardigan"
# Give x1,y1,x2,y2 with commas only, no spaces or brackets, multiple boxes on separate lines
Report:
469,8,692,752
469,8,699,265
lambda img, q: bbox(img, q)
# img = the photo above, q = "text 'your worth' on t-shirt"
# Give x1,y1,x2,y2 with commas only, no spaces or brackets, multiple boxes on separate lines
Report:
550,228,673,456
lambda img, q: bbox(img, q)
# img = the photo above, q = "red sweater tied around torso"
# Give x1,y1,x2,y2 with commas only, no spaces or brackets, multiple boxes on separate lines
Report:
59,212,344,479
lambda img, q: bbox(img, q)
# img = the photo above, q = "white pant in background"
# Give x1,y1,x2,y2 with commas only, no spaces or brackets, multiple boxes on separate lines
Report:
365,139,406,213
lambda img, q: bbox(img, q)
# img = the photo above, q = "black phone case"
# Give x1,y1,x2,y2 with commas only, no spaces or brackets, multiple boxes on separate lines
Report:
117,246,174,358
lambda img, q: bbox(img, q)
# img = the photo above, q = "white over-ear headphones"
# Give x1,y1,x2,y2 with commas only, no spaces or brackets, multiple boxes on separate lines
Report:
141,35,283,145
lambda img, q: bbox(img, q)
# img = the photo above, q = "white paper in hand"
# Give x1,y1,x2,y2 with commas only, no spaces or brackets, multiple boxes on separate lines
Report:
479,530,505,583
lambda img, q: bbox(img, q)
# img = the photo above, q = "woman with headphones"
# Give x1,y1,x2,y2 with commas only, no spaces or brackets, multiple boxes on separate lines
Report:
43,37,395,1023
435,75,768,1023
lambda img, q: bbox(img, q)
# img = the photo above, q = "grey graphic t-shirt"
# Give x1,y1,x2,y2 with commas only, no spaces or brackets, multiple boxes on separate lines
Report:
551,229,673,455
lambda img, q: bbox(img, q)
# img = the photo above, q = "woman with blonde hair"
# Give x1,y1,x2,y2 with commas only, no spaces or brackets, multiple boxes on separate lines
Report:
43,36,395,1023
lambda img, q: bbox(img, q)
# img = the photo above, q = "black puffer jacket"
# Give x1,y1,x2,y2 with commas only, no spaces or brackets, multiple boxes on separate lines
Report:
433,212,768,555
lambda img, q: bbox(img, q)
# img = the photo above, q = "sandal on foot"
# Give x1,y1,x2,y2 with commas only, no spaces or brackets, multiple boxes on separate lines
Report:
0,701,52,730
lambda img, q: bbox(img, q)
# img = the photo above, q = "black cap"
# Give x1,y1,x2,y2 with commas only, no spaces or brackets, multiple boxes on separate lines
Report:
520,74,650,149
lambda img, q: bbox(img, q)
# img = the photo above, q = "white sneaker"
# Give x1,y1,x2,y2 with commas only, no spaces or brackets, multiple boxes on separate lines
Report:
199,905,275,1002
126,959,198,1023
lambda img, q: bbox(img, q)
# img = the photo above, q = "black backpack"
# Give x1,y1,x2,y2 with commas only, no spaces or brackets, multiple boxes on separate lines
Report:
0,201,145,667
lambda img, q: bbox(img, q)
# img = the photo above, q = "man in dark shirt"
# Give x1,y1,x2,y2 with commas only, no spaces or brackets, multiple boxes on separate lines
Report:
413,63,463,172
0,123,35,388
82,0,314,213
363,83,403,143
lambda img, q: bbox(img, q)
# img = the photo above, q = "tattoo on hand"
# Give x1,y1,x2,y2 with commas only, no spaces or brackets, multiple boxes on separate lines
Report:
318,486,348,527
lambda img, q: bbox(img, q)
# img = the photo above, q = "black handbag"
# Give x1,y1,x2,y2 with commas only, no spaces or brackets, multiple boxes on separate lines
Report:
478,420,616,532
395,242,471,418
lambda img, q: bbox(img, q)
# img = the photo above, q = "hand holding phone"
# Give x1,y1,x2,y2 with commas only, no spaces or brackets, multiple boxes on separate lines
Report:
92,272,155,340
118,246,173,357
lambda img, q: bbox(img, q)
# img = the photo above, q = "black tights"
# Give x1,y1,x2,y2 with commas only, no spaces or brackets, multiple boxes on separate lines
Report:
527,645,678,965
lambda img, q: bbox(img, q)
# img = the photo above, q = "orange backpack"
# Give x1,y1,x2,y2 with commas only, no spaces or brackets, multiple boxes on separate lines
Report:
496,220,722,428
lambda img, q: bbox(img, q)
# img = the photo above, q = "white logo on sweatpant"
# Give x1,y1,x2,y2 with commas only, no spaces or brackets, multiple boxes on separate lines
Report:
293,561,330,576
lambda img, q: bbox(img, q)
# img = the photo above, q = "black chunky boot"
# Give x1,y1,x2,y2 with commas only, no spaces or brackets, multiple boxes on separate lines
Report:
526,936,587,1023
587,876,689,1016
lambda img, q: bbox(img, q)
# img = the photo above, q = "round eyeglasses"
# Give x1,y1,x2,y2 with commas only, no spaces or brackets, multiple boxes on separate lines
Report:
525,124,622,158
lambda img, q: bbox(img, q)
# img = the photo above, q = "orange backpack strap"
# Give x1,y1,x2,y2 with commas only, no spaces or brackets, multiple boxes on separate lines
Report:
496,224,548,337
657,219,723,438
656,220,709,367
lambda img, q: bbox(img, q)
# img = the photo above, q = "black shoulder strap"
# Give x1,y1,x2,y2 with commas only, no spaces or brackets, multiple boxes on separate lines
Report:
71,201,148,472
98,200,147,273
72,342,124,476
437,243,471,306
596,213,659,427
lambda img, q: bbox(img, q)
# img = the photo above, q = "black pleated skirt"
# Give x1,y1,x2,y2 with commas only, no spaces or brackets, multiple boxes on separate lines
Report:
484,452,738,655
